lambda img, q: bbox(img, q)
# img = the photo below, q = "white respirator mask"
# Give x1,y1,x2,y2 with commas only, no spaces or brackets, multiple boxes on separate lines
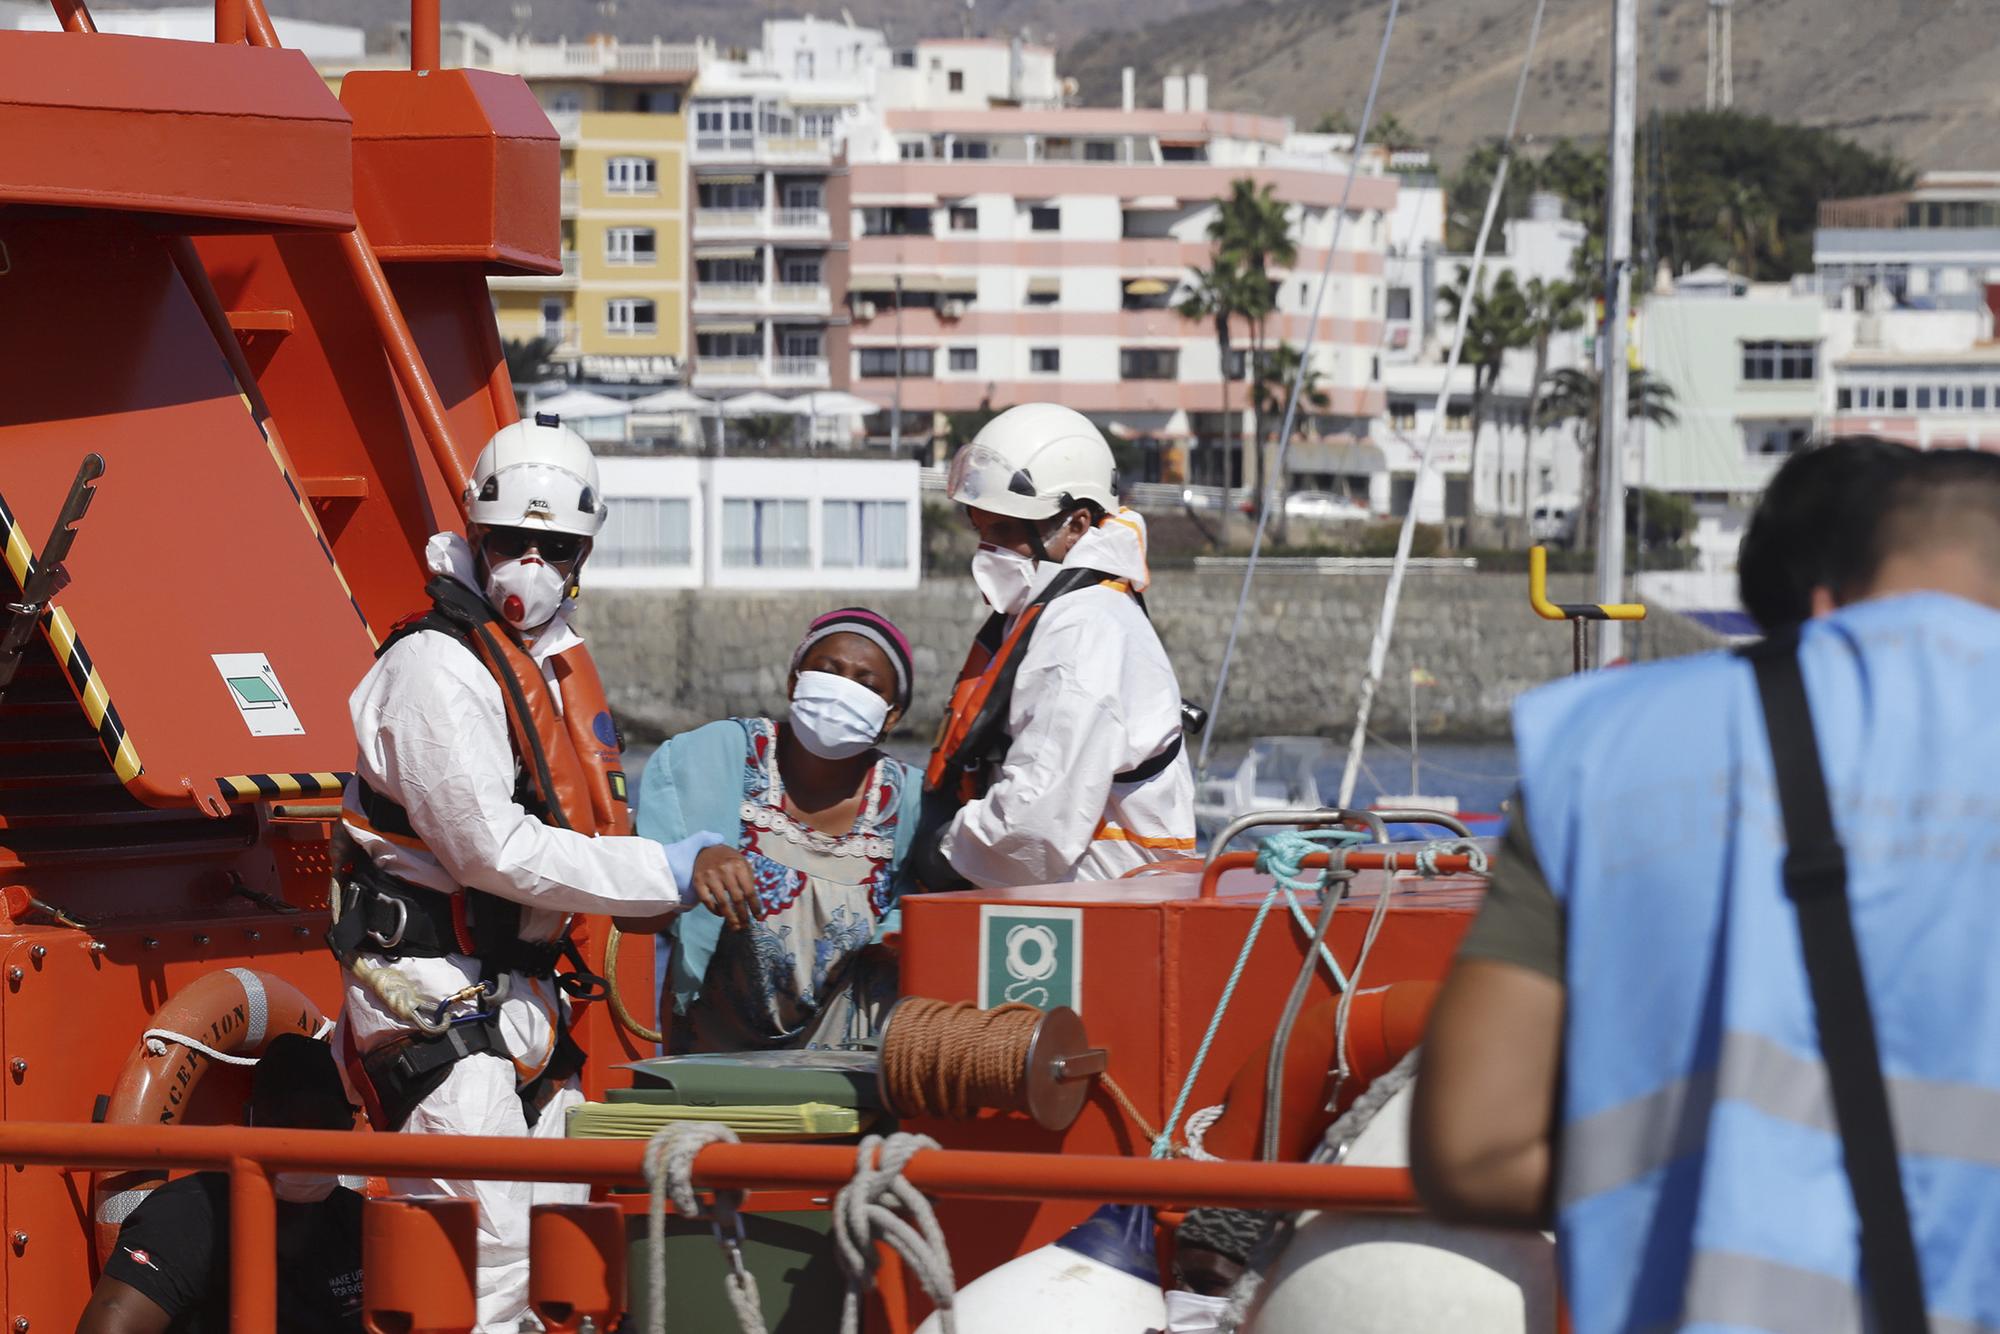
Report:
484,555,568,631
970,544,1039,616
273,1172,339,1204
788,670,890,760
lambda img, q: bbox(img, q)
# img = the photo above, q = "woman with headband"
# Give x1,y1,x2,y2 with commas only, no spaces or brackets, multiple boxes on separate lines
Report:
635,608,921,1052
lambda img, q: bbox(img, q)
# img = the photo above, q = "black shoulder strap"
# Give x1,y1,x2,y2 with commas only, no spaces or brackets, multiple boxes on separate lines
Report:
1743,635,1931,1332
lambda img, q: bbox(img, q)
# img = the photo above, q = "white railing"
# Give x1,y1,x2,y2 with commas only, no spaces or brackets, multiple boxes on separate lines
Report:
772,284,829,306
547,109,581,143
505,37,704,78
491,253,579,287
772,357,830,380
774,208,829,231
694,134,758,155
540,322,581,355
560,179,579,211
694,208,762,231
694,283,761,304
695,358,761,379
606,323,659,337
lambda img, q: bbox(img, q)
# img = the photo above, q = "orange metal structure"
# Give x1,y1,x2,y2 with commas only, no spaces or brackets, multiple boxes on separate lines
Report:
0,0,1492,1327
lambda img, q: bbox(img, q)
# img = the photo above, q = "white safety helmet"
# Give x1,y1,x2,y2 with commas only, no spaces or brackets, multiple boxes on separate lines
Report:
463,414,608,538
947,403,1120,522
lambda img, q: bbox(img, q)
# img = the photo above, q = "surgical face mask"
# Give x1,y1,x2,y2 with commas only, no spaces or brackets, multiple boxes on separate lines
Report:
789,670,890,760
484,555,568,631
971,544,1039,616
274,1172,338,1204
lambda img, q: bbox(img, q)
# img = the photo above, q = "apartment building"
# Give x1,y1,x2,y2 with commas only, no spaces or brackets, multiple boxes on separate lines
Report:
841,74,1394,484
483,42,699,388
1817,172,2000,310
682,19,880,399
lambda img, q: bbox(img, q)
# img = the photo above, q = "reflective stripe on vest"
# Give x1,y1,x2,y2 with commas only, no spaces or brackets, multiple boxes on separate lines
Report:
1561,1029,2000,1211
1657,1251,1997,1334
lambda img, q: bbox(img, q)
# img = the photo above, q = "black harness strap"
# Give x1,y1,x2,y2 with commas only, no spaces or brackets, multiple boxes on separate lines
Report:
1744,634,1931,1333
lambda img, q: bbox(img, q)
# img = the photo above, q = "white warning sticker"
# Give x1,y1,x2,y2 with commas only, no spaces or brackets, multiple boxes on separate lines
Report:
211,653,305,737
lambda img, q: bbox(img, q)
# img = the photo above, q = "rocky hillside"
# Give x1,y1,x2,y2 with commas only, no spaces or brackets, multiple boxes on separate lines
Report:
183,0,1230,48
1065,0,2000,171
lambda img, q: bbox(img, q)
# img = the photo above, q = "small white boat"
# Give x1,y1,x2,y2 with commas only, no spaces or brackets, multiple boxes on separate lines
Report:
1194,736,1329,837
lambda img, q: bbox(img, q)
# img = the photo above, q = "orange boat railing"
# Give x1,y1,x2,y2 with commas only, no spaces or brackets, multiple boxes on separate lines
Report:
0,1120,1418,1331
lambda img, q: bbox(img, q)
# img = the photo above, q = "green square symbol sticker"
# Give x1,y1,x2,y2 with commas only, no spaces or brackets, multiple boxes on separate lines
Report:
977,906,1083,1014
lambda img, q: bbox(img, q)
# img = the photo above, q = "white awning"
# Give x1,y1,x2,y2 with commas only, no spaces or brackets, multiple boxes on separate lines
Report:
1026,275,1061,295
694,246,761,260
698,172,759,185
694,320,759,334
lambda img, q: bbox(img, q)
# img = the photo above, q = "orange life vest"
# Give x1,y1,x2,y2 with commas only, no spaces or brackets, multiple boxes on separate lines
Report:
924,565,1131,805
355,574,630,843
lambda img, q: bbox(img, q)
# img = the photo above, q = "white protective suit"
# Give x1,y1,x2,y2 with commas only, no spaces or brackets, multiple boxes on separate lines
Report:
335,532,715,1332
939,509,1197,887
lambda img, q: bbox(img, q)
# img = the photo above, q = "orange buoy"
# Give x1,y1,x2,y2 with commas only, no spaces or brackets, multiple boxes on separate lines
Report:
1199,981,1437,1162
91,968,327,1264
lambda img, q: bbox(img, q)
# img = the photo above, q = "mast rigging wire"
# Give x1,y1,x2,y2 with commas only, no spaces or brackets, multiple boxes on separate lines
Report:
1195,0,1403,775
1334,0,1551,809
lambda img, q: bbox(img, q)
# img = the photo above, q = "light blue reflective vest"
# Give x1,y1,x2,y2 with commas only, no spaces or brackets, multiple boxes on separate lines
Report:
1514,593,2000,1334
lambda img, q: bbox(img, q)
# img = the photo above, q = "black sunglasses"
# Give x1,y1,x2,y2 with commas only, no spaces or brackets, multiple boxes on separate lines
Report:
482,527,585,565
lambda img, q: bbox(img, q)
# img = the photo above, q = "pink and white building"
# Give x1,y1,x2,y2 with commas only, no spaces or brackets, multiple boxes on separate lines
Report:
834,76,1395,484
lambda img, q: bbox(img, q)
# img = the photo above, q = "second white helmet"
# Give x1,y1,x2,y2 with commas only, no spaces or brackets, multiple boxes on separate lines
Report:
464,414,608,537
948,403,1119,522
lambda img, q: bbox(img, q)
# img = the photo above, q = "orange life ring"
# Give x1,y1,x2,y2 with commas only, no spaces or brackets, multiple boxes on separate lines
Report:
90,968,327,1266
1199,980,1438,1162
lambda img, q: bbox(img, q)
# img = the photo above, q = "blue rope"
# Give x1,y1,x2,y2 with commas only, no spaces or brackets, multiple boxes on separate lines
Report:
1150,829,1365,1158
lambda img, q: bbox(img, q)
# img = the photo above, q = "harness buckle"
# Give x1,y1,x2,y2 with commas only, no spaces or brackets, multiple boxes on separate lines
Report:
367,896,409,951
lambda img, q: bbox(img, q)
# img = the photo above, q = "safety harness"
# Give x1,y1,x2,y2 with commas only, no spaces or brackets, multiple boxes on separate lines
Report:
328,574,628,1129
911,566,1194,890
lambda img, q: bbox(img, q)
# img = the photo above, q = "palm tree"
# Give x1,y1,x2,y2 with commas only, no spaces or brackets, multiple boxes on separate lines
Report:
1439,268,1532,545
1518,277,1587,545
1210,180,1298,515
1252,341,1331,545
1715,181,1783,280
1535,366,1681,552
1176,262,1251,543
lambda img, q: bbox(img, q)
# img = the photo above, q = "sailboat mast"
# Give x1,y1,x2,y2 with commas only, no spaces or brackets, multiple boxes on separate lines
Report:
1595,0,1638,662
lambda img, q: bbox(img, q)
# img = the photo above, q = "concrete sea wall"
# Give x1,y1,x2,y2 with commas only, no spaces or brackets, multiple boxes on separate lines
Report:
575,569,1724,746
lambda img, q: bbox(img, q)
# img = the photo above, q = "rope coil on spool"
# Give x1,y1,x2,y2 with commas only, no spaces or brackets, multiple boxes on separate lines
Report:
878,998,1107,1132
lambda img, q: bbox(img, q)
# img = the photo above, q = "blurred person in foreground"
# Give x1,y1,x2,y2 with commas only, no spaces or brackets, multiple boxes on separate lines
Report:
79,1034,362,1334
1736,435,1915,632
639,608,921,1051
1413,447,2000,1333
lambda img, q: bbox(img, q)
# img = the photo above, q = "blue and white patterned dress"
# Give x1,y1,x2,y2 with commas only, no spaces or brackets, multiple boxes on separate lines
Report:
679,718,902,1053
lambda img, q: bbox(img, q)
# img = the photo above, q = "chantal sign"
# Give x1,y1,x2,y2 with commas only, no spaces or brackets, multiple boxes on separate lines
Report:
577,355,681,384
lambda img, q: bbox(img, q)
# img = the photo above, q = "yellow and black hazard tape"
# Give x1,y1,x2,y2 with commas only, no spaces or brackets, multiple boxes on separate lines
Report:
216,771,353,802
238,394,378,647
0,491,142,784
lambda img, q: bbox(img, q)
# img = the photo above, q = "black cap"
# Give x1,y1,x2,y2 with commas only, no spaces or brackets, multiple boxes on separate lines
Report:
251,1033,351,1130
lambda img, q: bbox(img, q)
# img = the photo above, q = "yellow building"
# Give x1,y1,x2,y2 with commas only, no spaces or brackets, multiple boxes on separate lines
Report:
489,70,695,387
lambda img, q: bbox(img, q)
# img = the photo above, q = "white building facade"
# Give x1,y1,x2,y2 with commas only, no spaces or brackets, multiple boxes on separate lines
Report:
592,456,921,590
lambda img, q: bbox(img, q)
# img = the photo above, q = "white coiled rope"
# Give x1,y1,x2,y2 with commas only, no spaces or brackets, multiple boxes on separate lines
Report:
832,1133,957,1334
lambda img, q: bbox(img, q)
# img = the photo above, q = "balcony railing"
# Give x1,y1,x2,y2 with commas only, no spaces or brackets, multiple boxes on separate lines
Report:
692,134,835,164
606,323,660,337
772,357,830,380
695,358,761,379
694,208,762,231
694,283,762,304
1818,194,1912,230
539,322,582,355
560,179,579,212
694,134,758,155
507,36,703,77
774,207,829,231
772,284,829,306
547,109,581,144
